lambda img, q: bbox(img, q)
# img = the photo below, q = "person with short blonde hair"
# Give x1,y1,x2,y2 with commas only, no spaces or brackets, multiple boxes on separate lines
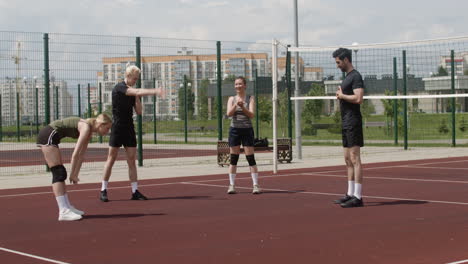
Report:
100,65,165,202
36,113,112,221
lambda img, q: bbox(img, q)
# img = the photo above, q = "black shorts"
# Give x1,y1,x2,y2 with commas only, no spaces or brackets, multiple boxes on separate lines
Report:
342,126,364,148
229,127,255,147
109,125,136,148
36,126,61,148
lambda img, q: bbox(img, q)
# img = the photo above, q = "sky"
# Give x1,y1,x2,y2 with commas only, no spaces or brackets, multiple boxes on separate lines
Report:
1,0,468,46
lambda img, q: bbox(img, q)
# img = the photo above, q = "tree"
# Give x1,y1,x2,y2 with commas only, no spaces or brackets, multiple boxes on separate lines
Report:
436,66,448,76
257,96,272,125
197,79,210,120
381,89,403,134
361,100,375,121
464,69,468,76
178,83,195,120
301,83,325,135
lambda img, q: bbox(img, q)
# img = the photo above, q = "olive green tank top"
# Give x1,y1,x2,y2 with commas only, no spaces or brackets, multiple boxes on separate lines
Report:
49,116,82,139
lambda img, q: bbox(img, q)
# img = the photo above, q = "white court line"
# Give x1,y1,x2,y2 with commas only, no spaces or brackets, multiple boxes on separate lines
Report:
446,259,468,264
306,172,468,184
408,166,468,170
0,247,71,264
182,182,468,206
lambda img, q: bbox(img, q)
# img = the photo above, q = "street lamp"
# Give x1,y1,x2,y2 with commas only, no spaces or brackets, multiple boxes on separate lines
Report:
179,76,191,143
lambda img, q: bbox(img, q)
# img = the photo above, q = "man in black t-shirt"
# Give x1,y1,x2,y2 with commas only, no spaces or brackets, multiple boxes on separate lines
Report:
99,65,165,202
332,48,365,208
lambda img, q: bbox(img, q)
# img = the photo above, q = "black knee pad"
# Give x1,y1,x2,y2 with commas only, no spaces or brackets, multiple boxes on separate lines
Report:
51,165,67,183
230,154,240,166
246,154,256,166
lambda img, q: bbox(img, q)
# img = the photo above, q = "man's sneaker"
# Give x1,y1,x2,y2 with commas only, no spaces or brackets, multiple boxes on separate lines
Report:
69,206,84,215
333,194,353,204
100,190,109,202
131,190,148,200
252,185,261,194
227,185,236,194
58,209,82,221
340,196,364,208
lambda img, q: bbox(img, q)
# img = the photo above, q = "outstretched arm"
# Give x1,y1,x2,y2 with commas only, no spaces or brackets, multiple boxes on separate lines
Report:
125,87,165,98
69,123,91,184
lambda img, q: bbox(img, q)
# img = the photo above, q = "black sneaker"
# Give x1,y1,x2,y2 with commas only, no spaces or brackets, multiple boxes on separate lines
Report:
333,194,353,204
100,190,109,202
340,197,364,208
131,190,148,200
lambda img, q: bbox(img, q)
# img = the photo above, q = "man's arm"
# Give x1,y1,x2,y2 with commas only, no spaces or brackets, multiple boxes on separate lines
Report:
126,87,165,97
336,87,364,104
134,96,142,115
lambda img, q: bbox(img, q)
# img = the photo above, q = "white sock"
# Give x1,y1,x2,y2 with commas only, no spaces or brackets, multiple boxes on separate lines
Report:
354,183,362,199
64,193,72,208
131,182,138,193
101,181,108,191
347,181,355,196
251,173,259,186
56,195,69,211
229,174,236,185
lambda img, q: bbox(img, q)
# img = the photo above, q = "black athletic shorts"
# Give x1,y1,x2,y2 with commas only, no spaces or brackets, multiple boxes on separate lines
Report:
109,124,136,148
228,127,255,147
36,125,61,147
342,126,364,148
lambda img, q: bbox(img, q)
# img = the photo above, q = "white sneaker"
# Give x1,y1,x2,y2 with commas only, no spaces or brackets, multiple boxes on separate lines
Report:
58,209,82,221
227,185,236,194
252,185,261,194
69,206,84,216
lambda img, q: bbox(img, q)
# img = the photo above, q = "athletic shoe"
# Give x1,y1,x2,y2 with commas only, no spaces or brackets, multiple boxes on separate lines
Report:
227,185,236,194
69,206,84,216
58,209,82,221
340,197,364,208
252,185,261,194
100,189,109,202
131,190,148,200
333,194,353,204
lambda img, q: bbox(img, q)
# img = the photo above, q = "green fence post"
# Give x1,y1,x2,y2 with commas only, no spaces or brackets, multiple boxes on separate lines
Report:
16,92,20,142
153,78,157,144
254,69,259,137
44,33,51,172
136,37,143,166
286,46,293,139
393,57,398,145
77,84,81,118
87,83,91,118
216,41,222,141
184,75,188,143
55,85,59,120
451,50,456,147
98,82,103,143
0,94,2,141
43,33,50,126
402,50,408,150
35,82,39,134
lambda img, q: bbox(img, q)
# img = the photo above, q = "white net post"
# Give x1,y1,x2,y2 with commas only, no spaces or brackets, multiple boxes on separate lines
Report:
272,39,279,173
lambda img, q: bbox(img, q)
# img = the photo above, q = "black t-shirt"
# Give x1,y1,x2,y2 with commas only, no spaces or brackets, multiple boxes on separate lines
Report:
339,69,364,129
112,81,135,127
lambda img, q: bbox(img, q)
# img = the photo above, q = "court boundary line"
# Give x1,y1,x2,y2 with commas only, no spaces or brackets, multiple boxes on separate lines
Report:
0,246,71,264
446,259,468,264
181,182,468,206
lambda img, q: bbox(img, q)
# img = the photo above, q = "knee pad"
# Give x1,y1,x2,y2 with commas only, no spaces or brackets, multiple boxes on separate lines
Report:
230,154,240,166
246,154,256,166
51,165,67,183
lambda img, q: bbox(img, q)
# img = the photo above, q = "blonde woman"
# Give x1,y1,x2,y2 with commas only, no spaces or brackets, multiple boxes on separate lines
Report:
37,114,112,221
226,76,260,194
100,65,165,202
